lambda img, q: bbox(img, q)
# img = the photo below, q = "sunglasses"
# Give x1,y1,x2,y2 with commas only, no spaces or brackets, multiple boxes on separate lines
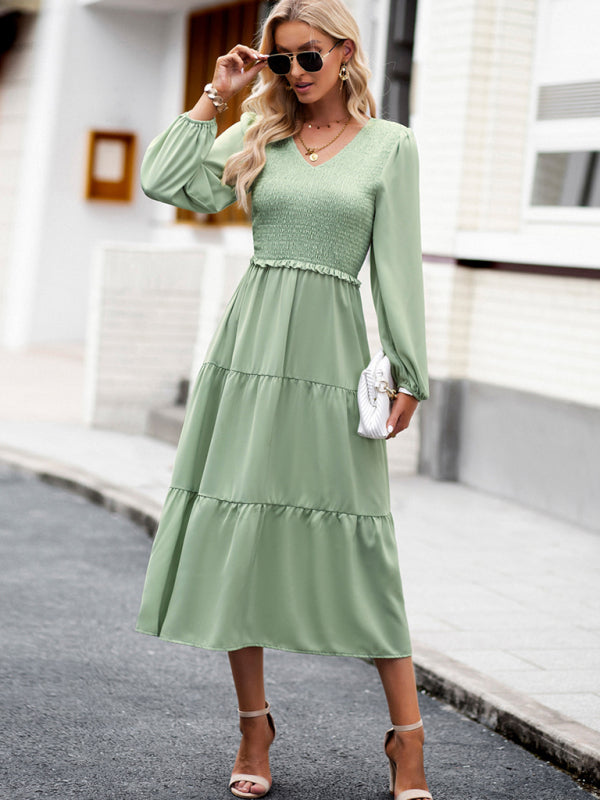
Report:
267,40,343,75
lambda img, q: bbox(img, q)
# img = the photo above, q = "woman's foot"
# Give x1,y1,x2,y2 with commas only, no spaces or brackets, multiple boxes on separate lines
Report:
231,713,275,796
385,725,430,799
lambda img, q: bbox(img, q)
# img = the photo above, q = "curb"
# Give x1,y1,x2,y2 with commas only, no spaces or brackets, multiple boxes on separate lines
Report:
0,445,161,536
411,641,600,791
1,445,599,792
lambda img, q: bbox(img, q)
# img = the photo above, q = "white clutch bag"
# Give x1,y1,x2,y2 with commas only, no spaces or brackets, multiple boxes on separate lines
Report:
357,348,398,439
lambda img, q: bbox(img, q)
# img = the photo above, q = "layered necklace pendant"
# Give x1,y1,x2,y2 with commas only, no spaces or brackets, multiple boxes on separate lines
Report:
297,116,352,164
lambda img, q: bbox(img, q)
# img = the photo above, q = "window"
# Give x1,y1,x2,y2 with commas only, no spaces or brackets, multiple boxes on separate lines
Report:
531,151,600,207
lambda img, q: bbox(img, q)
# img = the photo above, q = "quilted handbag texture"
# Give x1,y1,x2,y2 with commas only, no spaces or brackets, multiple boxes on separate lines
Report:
357,348,398,439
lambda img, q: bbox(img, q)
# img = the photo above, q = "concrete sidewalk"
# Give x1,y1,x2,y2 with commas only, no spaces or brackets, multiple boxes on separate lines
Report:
1,344,599,789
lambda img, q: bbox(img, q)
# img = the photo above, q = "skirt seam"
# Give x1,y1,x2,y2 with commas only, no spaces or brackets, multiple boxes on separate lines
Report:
201,360,357,395
168,485,393,520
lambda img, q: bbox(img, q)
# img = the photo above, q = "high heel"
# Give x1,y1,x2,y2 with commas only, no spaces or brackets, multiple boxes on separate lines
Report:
384,719,433,800
229,701,276,799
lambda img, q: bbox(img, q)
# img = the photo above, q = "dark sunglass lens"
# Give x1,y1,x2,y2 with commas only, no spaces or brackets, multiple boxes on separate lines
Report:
297,51,323,72
267,54,291,74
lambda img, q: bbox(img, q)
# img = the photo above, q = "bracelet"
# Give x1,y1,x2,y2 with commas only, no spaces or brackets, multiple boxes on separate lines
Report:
204,82,229,114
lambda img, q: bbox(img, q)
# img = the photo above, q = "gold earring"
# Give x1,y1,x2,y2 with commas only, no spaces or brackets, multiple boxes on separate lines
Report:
285,83,293,91
339,63,348,81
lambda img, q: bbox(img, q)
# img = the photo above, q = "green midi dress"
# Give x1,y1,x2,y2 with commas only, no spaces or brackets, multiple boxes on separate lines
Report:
135,110,429,658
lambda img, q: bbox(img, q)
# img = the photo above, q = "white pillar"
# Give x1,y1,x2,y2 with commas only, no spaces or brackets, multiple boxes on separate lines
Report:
2,0,71,349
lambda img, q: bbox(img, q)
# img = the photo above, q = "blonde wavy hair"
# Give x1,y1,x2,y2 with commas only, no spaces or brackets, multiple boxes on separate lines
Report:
221,0,376,213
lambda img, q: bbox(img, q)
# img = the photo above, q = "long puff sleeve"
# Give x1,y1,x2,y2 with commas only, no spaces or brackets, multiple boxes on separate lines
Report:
369,128,429,401
140,111,256,213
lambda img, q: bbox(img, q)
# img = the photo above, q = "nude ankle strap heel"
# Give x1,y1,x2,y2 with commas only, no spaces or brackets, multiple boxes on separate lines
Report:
384,718,433,800
238,702,273,719
229,701,276,799
391,720,424,731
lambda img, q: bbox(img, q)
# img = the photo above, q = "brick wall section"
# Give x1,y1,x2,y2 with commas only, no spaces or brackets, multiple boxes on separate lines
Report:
423,261,600,409
415,0,476,253
415,0,537,240
84,245,207,434
0,14,38,335
460,1,537,232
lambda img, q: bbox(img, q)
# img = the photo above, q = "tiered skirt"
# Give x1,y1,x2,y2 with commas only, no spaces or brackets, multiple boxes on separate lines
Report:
135,258,412,658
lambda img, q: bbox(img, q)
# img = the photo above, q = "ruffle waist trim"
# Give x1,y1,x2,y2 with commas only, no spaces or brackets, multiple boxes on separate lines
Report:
249,255,361,287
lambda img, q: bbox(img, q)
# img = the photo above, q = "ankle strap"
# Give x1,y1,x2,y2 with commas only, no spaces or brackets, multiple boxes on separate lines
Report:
238,701,271,718
391,718,423,731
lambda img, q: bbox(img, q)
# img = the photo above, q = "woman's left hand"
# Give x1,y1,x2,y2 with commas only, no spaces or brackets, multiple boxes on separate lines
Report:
386,393,419,438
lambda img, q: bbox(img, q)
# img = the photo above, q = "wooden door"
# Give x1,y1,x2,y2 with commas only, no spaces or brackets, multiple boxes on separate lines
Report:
178,0,264,225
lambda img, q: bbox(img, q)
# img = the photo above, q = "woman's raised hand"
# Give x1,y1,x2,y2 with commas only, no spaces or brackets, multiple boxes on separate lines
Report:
188,44,267,121
211,44,269,101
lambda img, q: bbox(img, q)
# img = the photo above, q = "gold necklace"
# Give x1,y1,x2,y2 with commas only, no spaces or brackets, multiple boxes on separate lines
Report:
304,117,347,129
296,116,352,162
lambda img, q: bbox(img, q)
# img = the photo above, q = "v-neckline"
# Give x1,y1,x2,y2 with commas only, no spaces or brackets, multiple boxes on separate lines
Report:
289,117,375,169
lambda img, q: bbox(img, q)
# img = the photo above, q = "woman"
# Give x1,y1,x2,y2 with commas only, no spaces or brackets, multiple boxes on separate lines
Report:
135,1,431,799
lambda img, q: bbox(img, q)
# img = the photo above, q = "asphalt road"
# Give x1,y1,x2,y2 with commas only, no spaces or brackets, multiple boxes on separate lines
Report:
0,463,596,800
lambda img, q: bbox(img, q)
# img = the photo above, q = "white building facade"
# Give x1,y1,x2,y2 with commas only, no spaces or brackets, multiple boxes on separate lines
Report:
0,0,598,528
412,0,599,529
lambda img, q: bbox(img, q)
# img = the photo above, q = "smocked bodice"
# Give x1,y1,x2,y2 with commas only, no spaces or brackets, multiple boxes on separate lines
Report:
250,119,394,285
